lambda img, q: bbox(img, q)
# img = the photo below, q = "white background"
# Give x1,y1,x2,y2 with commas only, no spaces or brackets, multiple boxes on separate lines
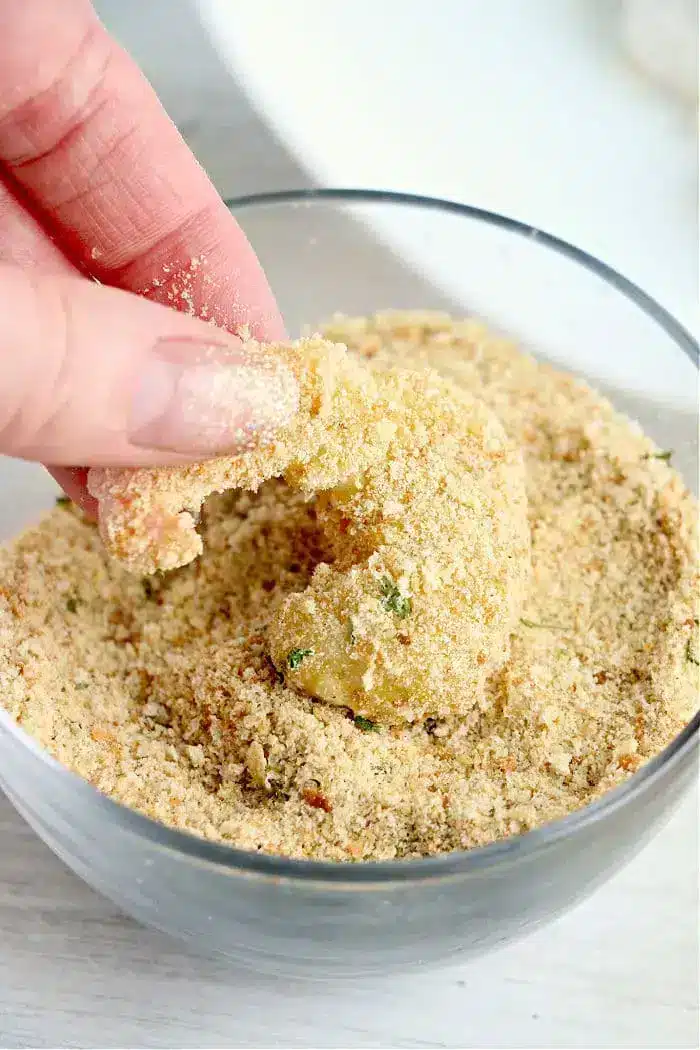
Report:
200,0,699,335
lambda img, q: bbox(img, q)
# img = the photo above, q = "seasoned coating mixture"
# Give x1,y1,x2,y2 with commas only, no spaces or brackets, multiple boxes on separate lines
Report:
0,313,697,861
89,337,531,723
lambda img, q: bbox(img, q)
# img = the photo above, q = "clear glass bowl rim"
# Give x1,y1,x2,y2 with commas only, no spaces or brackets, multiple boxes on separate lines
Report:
1,188,697,886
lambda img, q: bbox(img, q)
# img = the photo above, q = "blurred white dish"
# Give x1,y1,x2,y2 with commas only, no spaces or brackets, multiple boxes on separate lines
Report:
197,0,698,344
620,0,698,106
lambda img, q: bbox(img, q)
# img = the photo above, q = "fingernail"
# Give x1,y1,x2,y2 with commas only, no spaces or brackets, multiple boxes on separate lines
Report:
129,337,298,455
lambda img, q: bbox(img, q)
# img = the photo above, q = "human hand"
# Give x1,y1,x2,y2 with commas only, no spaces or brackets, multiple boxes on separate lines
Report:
0,0,290,513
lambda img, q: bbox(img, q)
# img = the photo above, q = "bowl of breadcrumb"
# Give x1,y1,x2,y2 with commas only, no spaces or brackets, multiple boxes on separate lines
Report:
0,190,697,978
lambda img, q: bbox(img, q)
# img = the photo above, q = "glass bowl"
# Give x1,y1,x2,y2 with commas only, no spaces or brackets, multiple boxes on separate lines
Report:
0,190,697,979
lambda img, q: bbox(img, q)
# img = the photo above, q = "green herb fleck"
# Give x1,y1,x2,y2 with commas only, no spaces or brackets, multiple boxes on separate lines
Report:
379,576,411,619
75,682,89,691
287,647,314,670
643,450,673,462
520,617,559,630
354,715,380,732
686,639,699,666
55,495,72,508
65,597,79,614
347,618,357,646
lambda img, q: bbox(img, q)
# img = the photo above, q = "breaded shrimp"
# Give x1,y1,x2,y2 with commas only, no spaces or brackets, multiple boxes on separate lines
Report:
88,337,531,722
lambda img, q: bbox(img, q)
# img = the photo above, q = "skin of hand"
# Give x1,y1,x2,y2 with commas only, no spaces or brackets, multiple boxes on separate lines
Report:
0,0,289,514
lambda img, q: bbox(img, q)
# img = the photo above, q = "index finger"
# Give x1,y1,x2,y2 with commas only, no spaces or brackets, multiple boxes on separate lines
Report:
0,0,284,339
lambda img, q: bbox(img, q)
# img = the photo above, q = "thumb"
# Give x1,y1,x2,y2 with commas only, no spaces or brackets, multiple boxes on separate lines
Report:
0,265,297,466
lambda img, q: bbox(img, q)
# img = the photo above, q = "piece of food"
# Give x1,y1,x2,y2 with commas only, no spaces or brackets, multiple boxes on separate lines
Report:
89,337,531,723
269,368,530,723
88,337,385,573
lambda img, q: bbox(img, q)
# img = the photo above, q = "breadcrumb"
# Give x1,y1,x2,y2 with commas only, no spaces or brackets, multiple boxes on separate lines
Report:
0,313,697,861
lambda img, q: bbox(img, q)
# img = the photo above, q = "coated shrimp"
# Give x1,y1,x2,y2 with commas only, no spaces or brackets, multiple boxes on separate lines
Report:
88,336,531,722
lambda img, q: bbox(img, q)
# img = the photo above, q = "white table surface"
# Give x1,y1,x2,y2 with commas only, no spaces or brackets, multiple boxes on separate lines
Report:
1,788,697,1050
1,2,698,1047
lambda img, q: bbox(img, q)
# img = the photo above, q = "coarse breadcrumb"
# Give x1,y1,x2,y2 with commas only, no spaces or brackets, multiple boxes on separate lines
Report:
0,313,697,861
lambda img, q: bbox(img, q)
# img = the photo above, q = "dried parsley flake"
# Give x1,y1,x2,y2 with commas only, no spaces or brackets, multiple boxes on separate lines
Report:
354,715,380,732
379,576,411,619
287,647,314,670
